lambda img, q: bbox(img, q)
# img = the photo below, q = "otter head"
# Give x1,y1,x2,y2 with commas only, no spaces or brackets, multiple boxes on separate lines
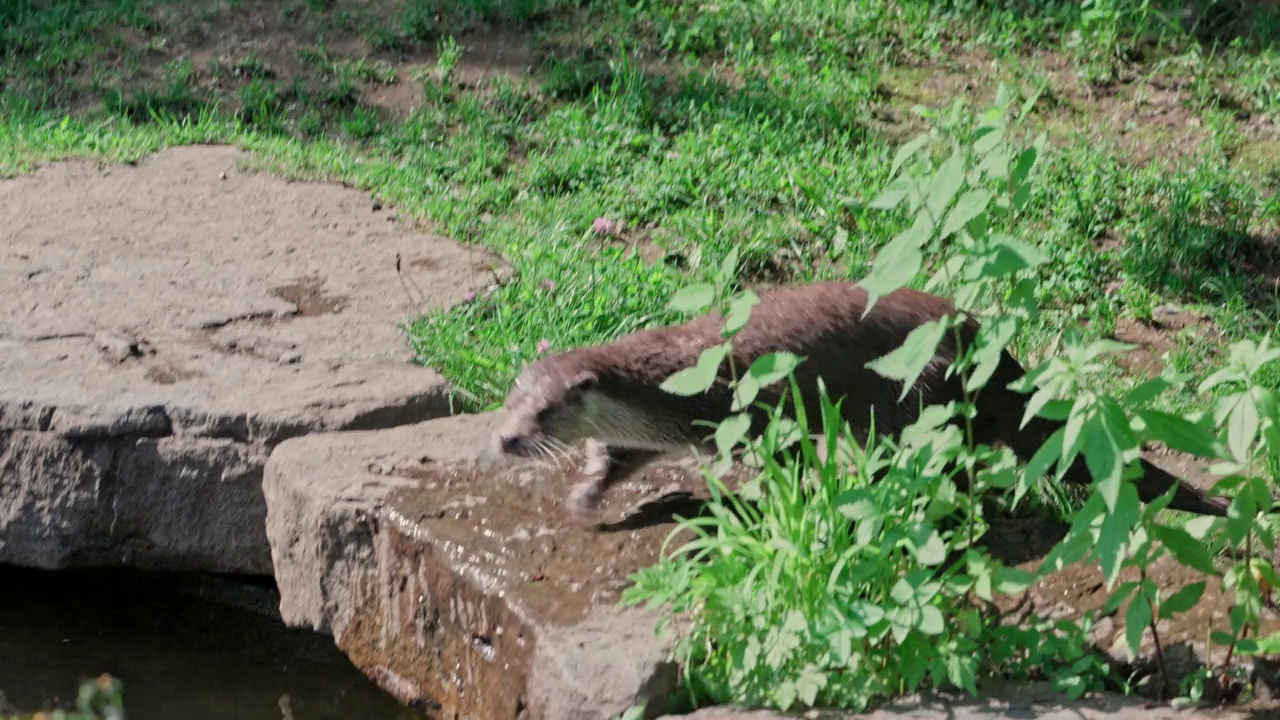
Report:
494,358,600,460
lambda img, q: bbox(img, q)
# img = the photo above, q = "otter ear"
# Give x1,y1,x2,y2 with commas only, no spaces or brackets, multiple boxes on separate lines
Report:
569,371,597,393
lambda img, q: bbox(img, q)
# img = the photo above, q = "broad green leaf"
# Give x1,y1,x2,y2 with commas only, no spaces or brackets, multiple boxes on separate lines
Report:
862,219,929,305
1151,525,1218,575
967,315,1017,392
891,134,930,176
927,148,966,220
940,189,990,239
889,577,915,605
1097,483,1141,585
722,290,760,336
1061,401,1091,473
919,605,945,635
1021,381,1062,430
714,412,752,455
1080,338,1136,362
973,125,1004,155
1137,409,1219,458
1226,490,1259,545
867,319,948,401
836,488,878,520
661,343,729,396
795,665,827,707
1102,580,1138,616
1160,581,1207,618
731,372,761,412
1124,589,1153,657
1184,514,1219,541
888,606,915,645
1211,630,1236,646
993,565,1038,595
1226,396,1260,463
978,235,1050,278
977,144,1012,181
1198,366,1240,394
1245,633,1280,655
1018,426,1064,508
1010,135,1045,191
1082,414,1123,511
748,351,805,386
1012,182,1033,211
718,246,740,286
668,283,715,314
1124,376,1177,408
773,682,798,712
869,177,911,210
908,524,948,566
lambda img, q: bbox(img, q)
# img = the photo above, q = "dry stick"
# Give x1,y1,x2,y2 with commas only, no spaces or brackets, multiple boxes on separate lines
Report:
395,252,431,315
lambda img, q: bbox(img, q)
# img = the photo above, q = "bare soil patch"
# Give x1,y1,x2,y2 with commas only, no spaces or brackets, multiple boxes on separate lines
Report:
876,45,1278,169
73,0,540,122
1111,307,1218,377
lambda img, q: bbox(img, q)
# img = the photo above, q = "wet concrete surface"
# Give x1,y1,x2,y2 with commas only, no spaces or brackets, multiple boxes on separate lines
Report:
330,457,712,718
0,564,424,719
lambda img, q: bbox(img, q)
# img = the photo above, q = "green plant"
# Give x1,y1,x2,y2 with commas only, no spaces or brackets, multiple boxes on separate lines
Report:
623,84,1280,713
2,675,124,720
625,88,1107,711
435,35,462,86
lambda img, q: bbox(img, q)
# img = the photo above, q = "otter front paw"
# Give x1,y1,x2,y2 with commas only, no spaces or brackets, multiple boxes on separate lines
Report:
567,479,605,517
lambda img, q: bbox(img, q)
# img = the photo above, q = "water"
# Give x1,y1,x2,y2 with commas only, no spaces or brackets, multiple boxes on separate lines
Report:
0,565,426,720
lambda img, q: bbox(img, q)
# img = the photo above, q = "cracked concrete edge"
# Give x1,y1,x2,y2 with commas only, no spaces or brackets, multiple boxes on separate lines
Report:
264,426,412,637
263,412,686,719
528,603,681,720
265,413,506,638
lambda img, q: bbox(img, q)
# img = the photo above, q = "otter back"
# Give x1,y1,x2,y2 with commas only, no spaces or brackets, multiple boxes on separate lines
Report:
500,281,1232,518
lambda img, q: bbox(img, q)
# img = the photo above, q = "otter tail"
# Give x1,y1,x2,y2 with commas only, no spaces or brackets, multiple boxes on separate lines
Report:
981,353,1231,517
1010,414,1229,517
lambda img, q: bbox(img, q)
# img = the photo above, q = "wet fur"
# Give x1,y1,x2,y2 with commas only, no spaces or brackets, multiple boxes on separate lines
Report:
496,281,1232,517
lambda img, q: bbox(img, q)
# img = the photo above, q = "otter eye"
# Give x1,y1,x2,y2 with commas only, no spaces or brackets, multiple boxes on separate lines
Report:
535,407,553,423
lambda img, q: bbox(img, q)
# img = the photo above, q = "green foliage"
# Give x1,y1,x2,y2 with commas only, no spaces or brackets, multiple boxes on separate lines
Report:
3,675,125,720
0,1,1279,708
624,89,1280,712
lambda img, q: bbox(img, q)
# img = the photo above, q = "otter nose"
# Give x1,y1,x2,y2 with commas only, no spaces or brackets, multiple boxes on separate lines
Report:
498,433,521,454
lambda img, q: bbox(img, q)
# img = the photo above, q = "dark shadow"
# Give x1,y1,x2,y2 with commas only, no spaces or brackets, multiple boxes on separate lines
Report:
598,480,1071,569
597,490,721,532
1122,213,1280,320
927,0,1278,54
0,564,422,719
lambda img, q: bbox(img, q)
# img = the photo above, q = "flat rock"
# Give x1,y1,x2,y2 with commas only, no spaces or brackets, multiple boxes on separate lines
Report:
264,411,714,719
263,408,1280,718
0,145,506,573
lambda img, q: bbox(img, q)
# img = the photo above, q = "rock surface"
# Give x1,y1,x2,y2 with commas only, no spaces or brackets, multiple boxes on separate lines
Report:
264,411,714,719
262,406,1280,718
0,146,506,573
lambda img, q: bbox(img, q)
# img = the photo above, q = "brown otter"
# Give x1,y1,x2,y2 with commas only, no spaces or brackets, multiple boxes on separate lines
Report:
494,281,1233,518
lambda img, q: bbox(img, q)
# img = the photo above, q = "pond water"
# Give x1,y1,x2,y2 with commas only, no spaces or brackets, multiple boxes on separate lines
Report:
0,565,426,720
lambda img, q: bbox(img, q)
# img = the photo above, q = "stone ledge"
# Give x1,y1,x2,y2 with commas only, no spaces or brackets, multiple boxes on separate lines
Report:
0,145,504,573
264,412,712,719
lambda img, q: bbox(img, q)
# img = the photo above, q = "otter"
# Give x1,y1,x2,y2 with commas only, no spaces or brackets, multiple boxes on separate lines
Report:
493,281,1233,519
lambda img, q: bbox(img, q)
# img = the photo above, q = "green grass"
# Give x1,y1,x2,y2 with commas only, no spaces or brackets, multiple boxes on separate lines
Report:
1,0,1278,418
